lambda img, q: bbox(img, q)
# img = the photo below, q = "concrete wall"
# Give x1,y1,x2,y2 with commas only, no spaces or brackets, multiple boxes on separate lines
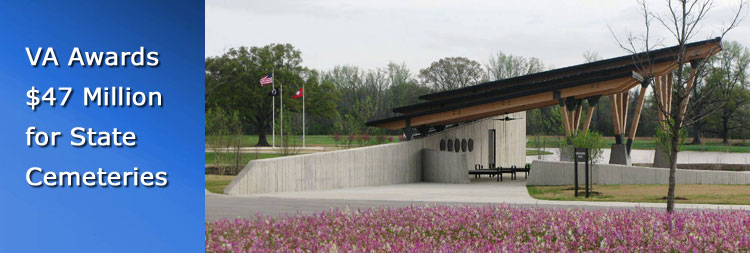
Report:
226,113,527,195
422,149,470,184
225,140,424,194
528,160,750,185
420,112,526,169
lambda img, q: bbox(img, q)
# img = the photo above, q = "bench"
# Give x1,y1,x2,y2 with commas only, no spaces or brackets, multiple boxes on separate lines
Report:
468,166,516,182
521,164,531,179
509,165,531,179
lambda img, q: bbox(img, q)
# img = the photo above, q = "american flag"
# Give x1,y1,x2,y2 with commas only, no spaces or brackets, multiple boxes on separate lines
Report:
259,73,273,86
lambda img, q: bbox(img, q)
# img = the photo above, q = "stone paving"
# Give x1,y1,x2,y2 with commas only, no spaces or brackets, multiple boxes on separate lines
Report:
206,177,750,220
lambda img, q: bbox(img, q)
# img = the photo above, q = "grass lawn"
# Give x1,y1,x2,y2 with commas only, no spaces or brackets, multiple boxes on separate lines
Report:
525,149,553,156
205,152,284,165
206,174,236,194
527,184,750,205
527,135,750,153
206,135,401,147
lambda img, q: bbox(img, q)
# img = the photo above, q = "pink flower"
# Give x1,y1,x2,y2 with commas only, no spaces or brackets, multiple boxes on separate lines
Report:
206,205,750,252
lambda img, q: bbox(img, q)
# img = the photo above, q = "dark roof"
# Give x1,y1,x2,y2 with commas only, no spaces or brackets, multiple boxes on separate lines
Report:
393,61,659,114
367,37,722,129
366,70,642,127
418,37,721,101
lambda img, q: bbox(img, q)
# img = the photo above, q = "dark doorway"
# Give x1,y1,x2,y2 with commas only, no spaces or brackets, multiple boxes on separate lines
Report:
488,129,496,168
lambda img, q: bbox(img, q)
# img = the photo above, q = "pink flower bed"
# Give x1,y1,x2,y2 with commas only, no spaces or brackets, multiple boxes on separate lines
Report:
206,205,750,252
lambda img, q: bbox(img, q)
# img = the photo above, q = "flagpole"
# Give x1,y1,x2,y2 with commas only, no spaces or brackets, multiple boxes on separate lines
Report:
271,67,275,148
280,76,283,148
303,83,306,148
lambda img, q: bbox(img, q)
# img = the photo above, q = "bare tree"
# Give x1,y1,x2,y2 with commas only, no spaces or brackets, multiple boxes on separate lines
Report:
486,51,545,80
582,50,602,63
613,0,746,212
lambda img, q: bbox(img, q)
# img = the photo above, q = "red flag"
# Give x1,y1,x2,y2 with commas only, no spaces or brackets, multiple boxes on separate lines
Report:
292,87,303,99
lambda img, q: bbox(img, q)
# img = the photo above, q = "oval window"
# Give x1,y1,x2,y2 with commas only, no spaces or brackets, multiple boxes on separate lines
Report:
468,139,474,152
447,139,453,151
439,139,446,151
454,139,460,153
461,139,467,152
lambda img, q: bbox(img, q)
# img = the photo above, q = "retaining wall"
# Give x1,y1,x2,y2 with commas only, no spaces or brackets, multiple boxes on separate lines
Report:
225,115,527,195
224,140,424,195
422,149,470,184
528,160,750,185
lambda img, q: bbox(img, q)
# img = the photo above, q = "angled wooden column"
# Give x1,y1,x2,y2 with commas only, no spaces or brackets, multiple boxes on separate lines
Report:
609,94,622,139
621,91,629,134
627,80,650,154
561,104,571,136
679,66,699,124
655,75,665,121
582,106,595,132
582,96,600,133
609,93,627,165
666,72,673,116
574,102,583,132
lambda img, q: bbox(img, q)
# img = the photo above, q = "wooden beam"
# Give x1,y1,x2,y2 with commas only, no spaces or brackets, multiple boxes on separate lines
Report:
610,94,622,135
678,67,699,124
667,72,673,115
628,85,649,140
570,107,576,132
621,91,629,133
559,77,632,98
655,75,664,121
372,42,724,130
378,119,407,130
561,105,571,136
574,102,583,131
428,100,558,126
374,76,641,129
409,77,633,127
582,104,596,132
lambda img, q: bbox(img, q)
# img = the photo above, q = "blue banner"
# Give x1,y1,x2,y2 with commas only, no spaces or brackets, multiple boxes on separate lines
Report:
0,0,205,251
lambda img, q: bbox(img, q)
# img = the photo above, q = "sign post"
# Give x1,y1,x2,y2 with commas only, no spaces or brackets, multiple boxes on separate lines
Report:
574,147,590,198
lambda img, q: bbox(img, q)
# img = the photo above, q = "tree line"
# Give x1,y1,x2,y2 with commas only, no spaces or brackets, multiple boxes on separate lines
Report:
205,41,750,146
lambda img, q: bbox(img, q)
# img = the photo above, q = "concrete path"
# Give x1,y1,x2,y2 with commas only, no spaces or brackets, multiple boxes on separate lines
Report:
526,148,750,164
206,178,750,220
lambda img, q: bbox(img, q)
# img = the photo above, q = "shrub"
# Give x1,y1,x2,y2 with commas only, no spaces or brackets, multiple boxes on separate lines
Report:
563,130,605,164
332,134,342,147
376,135,387,144
347,134,355,148
360,134,371,145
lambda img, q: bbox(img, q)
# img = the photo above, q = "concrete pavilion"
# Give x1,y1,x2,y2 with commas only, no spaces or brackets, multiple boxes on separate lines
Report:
367,37,722,166
225,38,722,195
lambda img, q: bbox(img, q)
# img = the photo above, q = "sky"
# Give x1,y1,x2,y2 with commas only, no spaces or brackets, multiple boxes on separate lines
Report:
206,0,750,73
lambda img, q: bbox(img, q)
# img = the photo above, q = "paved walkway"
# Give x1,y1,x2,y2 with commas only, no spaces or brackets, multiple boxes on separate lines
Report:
206,178,750,220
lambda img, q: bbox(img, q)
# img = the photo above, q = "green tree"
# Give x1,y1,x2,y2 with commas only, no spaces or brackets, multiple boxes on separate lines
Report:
205,43,337,146
419,57,485,91
705,41,750,143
